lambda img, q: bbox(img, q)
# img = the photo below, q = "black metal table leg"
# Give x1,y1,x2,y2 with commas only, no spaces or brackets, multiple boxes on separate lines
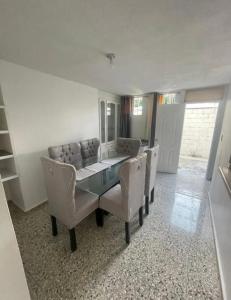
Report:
50,215,58,236
69,228,77,252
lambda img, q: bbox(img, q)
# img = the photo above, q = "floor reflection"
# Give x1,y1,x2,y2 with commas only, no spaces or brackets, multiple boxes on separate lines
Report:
171,193,201,233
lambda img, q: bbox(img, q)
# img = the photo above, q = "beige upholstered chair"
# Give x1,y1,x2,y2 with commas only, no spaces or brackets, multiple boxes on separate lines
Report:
98,153,147,244
41,157,98,252
144,145,159,215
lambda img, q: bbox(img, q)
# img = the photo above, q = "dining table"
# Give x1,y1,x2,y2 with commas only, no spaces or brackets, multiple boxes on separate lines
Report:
76,156,129,197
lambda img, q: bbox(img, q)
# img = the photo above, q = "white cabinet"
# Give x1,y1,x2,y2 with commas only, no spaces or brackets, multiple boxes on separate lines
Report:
99,99,120,159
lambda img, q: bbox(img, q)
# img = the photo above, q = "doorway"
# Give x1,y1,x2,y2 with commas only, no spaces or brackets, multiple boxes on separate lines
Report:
179,102,219,175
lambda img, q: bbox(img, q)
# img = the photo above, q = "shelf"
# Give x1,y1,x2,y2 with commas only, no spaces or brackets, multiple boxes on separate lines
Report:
0,169,18,182
0,130,9,134
0,154,14,160
0,150,13,160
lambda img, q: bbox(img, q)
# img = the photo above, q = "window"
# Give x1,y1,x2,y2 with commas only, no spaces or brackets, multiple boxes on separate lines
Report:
107,106,111,116
158,93,176,105
133,97,143,115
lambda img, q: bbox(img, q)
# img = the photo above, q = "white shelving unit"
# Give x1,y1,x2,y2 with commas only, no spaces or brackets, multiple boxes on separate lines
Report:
0,130,9,134
0,169,19,182
0,153,14,160
0,87,19,201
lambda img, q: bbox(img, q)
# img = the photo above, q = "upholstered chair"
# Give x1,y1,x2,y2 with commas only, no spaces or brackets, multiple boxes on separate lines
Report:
80,138,100,167
98,153,147,244
116,137,141,157
48,142,82,170
144,145,159,215
41,157,98,252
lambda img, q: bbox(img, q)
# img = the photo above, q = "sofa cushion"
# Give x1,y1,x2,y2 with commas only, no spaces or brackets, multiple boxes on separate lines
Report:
80,138,100,167
48,143,82,170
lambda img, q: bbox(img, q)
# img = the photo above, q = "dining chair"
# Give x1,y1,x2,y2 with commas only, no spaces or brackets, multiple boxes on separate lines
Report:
97,153,147,244
144,145,159,215
41,157,98,252
116,137,141,157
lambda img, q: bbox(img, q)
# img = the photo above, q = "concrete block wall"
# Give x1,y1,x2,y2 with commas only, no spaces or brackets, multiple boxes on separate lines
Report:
180,107,218,159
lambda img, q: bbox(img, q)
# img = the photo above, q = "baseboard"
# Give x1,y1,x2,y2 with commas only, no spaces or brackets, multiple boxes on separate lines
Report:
9,199,25,212
24,198,48,212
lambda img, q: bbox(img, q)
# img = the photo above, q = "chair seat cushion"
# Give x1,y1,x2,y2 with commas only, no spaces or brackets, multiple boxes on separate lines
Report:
99,184,125,220
71,189,98,228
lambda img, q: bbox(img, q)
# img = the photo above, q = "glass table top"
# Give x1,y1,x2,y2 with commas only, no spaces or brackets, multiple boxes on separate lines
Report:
76,160,124,196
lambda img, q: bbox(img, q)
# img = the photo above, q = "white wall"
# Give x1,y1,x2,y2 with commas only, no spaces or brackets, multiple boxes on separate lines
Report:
0,60,100,211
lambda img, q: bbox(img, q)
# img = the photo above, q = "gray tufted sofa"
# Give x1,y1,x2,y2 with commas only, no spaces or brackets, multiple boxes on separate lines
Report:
48,137,141,172
48,138,100,169
48,142,83,170
116,137,141,157
80,138,100,167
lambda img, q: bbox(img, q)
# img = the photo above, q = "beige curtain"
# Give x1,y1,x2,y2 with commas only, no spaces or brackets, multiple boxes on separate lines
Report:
185,86,225,103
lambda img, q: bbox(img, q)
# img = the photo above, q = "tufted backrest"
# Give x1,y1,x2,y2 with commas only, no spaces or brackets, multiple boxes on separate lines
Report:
145,145,159,196
41,157,76,228
80,138,100,167
119,153,147,221
116,138,141,157
48,143,82,170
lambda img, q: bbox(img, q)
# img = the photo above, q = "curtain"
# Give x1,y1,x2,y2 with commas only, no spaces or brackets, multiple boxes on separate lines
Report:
185,86,225,103
150,92,158,147
144,95,154,140
120,96,132,138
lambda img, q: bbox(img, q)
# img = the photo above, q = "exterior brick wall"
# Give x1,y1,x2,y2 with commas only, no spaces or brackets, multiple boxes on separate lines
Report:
180,107,217,159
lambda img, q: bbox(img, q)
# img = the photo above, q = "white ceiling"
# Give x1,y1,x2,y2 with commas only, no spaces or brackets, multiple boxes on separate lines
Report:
0,0,231,95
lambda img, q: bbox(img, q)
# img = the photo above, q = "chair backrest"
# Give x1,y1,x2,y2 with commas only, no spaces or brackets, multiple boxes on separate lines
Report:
41,157,76,227
145,145,159,196
116,137,141,157
119,153,147,221
48,142,82,170
80,138,100,167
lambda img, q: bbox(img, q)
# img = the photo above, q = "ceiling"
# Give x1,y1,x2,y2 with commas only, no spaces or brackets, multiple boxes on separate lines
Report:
0,0,231,95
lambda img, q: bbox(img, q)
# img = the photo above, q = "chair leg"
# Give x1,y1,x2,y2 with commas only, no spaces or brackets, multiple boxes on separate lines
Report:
139,206,143,226
69,228,77,252
50,215,58,236
96,208,104,227
151,187,155,203
145,196,149,215
125,222,130,244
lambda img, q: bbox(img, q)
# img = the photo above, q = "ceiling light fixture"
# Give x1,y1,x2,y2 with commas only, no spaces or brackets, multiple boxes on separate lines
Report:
106,53,116,68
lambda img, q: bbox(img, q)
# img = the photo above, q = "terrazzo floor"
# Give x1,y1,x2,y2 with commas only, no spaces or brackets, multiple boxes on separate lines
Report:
9,163,222,299
179,156,208,174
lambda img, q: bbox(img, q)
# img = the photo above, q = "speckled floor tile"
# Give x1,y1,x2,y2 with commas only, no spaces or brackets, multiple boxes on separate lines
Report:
9,161,222,300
